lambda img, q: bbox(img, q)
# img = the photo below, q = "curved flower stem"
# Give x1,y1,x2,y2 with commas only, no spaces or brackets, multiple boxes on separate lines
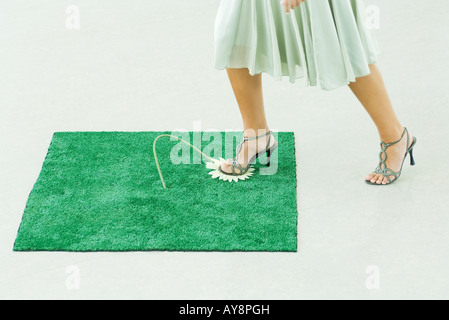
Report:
153,134,216,189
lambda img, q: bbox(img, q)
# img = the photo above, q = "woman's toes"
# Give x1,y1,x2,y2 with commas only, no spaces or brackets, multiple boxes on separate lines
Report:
365,173,375,181
370,174,378,183
376,175,384,184
382,176,389,185
220,162,231,173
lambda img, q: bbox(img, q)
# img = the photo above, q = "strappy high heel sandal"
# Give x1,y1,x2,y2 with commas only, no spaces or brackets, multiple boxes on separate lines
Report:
366,127,417,185
218,130,279,176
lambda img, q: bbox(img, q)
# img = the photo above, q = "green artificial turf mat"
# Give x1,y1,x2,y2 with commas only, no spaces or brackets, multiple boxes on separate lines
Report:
13,131,298,252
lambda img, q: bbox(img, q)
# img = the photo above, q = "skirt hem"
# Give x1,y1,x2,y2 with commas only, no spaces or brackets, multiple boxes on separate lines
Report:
214,50,380,91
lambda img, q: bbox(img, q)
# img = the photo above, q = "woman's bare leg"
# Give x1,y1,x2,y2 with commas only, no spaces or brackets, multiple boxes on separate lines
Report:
348,64,413,184
220,68,276,174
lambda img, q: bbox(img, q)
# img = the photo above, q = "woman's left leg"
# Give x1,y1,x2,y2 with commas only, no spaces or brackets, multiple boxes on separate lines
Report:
348,64,414,184
219,68,276,174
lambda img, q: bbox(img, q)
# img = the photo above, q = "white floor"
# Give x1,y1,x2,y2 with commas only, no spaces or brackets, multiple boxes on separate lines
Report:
1,0,448,300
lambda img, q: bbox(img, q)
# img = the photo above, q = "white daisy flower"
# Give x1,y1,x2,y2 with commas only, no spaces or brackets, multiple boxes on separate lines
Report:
153,134,255,189
205,157,255,182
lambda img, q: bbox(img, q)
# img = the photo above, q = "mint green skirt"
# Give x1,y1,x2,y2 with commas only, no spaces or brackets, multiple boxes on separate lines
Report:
214,0,381,90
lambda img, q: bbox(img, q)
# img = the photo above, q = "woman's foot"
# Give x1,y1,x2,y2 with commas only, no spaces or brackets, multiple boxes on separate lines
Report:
220,129,276,175
365,128,414,184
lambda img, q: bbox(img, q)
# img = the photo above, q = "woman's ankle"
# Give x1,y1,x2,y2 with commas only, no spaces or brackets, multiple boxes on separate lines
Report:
243,126,270,138
378,125,405,143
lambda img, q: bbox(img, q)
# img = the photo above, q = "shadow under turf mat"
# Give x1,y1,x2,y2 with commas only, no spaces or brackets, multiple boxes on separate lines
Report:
13,131,298,252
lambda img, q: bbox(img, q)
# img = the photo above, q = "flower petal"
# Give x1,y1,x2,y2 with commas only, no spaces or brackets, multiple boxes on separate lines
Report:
211,172,221,179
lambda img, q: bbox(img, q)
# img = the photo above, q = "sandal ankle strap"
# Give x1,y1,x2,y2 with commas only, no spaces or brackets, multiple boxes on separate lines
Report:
243,130,272,141
381,127,408,149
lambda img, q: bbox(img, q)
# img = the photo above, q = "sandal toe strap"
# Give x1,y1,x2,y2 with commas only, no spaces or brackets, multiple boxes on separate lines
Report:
374,167,399,183
231,158,246,175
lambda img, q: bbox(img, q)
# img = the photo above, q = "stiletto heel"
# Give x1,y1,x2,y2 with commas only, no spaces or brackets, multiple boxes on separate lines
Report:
409,147,415,166
266,149,272,167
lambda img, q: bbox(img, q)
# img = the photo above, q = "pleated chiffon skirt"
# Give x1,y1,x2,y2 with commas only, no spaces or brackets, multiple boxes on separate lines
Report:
214,0,381,91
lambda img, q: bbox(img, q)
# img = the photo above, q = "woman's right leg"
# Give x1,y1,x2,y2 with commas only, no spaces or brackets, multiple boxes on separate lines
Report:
348,64,414,184
220,68,276,174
